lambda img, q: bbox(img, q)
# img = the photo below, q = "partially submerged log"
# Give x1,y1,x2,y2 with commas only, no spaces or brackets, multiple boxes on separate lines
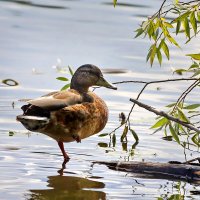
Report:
95,161,200,182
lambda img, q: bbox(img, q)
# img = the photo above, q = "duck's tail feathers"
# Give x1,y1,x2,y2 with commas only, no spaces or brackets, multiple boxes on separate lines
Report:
16,115,49,132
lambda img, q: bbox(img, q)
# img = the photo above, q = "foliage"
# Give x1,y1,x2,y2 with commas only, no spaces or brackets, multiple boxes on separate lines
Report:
140,1,200,149
150,59,200,148
113,0,117,7
112,0,200,151
56,66,74,90
9,131,15,136
134,0,200,66
151,101,200,147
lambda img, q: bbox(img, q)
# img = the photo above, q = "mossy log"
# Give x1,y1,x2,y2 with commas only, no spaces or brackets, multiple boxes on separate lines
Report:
95,161,200,182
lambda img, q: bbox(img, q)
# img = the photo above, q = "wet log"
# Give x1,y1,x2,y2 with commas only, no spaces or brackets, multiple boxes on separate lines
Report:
95,161,200,182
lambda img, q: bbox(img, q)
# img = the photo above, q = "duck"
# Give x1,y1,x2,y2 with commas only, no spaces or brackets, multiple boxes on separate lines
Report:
16,64,117,164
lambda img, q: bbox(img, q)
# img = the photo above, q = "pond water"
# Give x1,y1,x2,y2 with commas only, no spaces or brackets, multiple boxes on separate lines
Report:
1,0,200,199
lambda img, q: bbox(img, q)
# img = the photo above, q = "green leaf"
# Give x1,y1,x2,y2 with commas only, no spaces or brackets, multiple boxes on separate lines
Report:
146,47,153,62
189,63,199,69
9,131,15,136
163,22,173,28
173,68,187,75
135,28,144,38
112,133,116,147
190,11,197,34
156,49,162,66
184,104,200,110
158,39,164,50
177,108,190,123
150,44,156,66
122,142,127,151
98,142,108,148
113,0,117,7
197,11,200,21
174,0,179,4
161,24,170,37
152,29,159,41
121,126,128,142
188,110,199,113
168,194,184,200
141,20,149,31
160,40,170,60
164,126,168,136
183,17,190,38
61,83,70,91
151,117,168,129
155,18,161,30
169,123,180,144
176,20,181,35
98,133,109,137
178,124,187,134
191,69,200,78
147,21,155,38
186,54,200,61
68,66,74,76
173,11,191,22
191,133,200,147
152,126,163,134
166,102,176,108
56,77,69,81
166,34,180,48
162,135,173,141
130,128,139,142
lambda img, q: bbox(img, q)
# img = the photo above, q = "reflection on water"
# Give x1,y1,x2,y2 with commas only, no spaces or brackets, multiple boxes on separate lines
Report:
103,2,150,8
26,175,105,200
0,0,67,9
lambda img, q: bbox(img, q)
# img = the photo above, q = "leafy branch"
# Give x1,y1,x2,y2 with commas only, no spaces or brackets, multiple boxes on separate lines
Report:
129,98,200,134
135,0,200,65
110,74,200,149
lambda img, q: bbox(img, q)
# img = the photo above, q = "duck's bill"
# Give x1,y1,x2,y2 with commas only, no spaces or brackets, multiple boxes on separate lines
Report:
96,76,117,90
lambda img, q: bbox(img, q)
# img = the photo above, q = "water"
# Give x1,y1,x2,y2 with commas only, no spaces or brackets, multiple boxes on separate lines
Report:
1,0,200,199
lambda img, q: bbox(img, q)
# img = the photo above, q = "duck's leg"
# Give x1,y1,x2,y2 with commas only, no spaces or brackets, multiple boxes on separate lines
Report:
57,141,70,164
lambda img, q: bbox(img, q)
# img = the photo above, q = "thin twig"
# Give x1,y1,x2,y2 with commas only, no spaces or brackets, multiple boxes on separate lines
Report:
158,0,167,17
125,78,199,126
112,78,199,85
130,98,200,133
189,113,200,119
180,0,200,5
182,157,200,164
172,80,200,113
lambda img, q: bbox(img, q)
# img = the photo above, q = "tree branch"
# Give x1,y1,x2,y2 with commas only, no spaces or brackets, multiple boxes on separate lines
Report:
111,78,199,133
172,79,200,113
130,98,200,133
113,78,199,85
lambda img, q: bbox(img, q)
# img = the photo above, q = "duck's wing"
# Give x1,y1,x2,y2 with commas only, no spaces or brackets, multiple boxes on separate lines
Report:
27,90,82,111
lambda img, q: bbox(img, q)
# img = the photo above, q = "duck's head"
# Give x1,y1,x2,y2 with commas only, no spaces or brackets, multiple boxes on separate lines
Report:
70,64,117,93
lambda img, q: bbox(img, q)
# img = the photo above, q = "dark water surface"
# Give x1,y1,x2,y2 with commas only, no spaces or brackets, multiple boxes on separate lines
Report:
1,0,200,199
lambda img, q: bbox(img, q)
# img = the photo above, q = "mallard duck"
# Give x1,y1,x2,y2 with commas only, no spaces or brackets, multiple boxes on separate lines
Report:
17,64,117,163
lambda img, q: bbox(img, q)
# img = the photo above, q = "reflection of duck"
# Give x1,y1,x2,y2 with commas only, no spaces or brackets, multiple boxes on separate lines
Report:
17,64,117,163
26,175,106,200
